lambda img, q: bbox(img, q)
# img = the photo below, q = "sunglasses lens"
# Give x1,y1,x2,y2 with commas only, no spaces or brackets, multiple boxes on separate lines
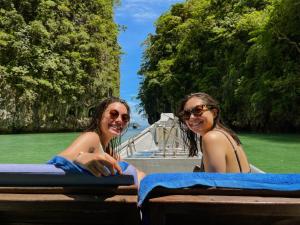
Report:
109,110,119,119
192,106,204,116
122,114,130,123
180,105,207,120
183,111,191,120
110,110,130,123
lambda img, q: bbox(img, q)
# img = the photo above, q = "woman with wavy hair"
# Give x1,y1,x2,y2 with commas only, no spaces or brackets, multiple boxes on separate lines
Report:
48,97,144,183
177,92,250,173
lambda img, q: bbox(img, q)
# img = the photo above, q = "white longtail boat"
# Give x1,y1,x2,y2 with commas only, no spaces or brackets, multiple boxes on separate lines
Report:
0,114,299,225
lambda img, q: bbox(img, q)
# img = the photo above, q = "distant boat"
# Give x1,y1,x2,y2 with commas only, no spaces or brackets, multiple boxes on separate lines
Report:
130,122,140,129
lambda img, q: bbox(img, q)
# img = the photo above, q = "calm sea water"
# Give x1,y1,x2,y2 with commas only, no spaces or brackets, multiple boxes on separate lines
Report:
0,127,146,164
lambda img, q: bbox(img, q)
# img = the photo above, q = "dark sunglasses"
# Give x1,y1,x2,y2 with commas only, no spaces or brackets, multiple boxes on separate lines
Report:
179,105,213,121
109,110,130,123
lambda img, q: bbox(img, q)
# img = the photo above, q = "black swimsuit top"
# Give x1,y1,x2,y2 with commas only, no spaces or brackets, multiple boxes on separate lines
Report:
199,129,251,173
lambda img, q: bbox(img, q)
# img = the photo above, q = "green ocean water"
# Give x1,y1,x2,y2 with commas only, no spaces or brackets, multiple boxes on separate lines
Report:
0,130,299,173
0,127,144,164
239,133,300,173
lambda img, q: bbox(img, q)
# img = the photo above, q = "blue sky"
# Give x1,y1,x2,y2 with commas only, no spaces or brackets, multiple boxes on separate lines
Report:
115,0,183,127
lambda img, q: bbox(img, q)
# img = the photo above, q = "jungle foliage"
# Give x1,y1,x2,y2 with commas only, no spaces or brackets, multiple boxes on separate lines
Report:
138,0,300,132
0,0,120,132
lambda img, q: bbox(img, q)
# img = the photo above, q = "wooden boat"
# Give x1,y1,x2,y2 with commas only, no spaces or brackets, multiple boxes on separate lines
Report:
0,114,299,225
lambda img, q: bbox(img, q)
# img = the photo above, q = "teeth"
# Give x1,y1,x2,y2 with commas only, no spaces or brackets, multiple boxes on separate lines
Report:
111,125,122,130
190,121,202,126
189,121,203,128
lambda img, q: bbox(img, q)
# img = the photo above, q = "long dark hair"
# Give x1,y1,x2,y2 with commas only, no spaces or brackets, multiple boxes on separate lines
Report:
177,92,241,157
86,97,130,159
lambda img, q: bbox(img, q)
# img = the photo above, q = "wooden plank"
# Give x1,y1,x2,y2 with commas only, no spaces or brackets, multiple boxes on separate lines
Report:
0,185,137,195
0,173,134,186
149,194,300,205
148,186,300,197
146,194,300,225
0,188,140,225
0,193,137,203
0,203,139,225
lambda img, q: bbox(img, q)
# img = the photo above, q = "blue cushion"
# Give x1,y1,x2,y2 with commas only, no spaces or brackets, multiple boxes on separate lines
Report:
0,164,65,174
138,172,300,206
0,163,135,186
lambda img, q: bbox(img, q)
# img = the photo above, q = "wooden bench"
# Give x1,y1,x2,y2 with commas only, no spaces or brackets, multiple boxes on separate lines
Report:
143,187,300,225
0,185,139,225
0,164,139,225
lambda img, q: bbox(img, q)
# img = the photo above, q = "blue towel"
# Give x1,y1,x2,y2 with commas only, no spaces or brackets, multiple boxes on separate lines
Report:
48,156,138,185
138,172,300,206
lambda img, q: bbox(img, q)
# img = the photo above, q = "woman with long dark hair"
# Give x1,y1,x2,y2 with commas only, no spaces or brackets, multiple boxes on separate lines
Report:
48,97,144,182
177,92,250,173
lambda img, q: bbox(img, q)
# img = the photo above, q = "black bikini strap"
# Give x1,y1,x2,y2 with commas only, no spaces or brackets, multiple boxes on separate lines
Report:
214,129,243,172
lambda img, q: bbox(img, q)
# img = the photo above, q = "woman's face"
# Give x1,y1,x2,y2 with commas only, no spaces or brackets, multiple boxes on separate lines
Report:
99,102,130,140
182,96,216,135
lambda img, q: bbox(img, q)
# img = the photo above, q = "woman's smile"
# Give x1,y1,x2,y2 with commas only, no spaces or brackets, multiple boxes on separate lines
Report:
187,118,205,131
108,123,124,134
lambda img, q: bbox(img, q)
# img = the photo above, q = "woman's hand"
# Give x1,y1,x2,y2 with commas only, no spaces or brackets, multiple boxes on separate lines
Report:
74,152,122,177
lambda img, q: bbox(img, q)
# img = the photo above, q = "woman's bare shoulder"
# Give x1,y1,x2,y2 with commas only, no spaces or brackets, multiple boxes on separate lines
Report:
202,130,225,143
79,131,100,139
76,131,100,144
58,132,101,159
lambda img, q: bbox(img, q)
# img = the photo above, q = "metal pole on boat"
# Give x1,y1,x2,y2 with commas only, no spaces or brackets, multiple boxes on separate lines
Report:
163,127,166,157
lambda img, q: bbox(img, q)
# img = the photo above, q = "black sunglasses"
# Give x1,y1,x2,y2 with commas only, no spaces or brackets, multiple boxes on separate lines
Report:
109,110,130,123
179,105,213,121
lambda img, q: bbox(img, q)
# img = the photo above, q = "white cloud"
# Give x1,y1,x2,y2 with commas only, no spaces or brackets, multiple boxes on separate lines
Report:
132,10,159,21
121,0,182,3
115,0,184,22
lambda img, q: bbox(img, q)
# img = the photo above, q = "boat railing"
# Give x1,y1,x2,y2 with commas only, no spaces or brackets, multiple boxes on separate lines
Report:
119,113,193,159
155,119,189,157
119,122,158,158
119,113,263,173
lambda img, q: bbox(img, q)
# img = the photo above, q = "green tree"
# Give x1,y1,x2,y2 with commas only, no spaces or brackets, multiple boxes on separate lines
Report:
0,0,121,132
138,0,299,132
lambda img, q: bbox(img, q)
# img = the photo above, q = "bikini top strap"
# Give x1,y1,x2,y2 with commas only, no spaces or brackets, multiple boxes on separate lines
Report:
213,129,243,172
199,158,205,172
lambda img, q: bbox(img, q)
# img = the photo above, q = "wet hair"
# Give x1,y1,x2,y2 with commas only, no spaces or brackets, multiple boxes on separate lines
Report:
177,92,241,157
85,97,130,159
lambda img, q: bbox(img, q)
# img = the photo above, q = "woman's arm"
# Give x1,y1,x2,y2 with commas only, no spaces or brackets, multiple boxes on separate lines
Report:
58,132,122,176
58,132,100,159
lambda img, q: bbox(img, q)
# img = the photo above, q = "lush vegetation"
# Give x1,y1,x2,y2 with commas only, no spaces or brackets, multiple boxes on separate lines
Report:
138,0,300,132
0,0,120,133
